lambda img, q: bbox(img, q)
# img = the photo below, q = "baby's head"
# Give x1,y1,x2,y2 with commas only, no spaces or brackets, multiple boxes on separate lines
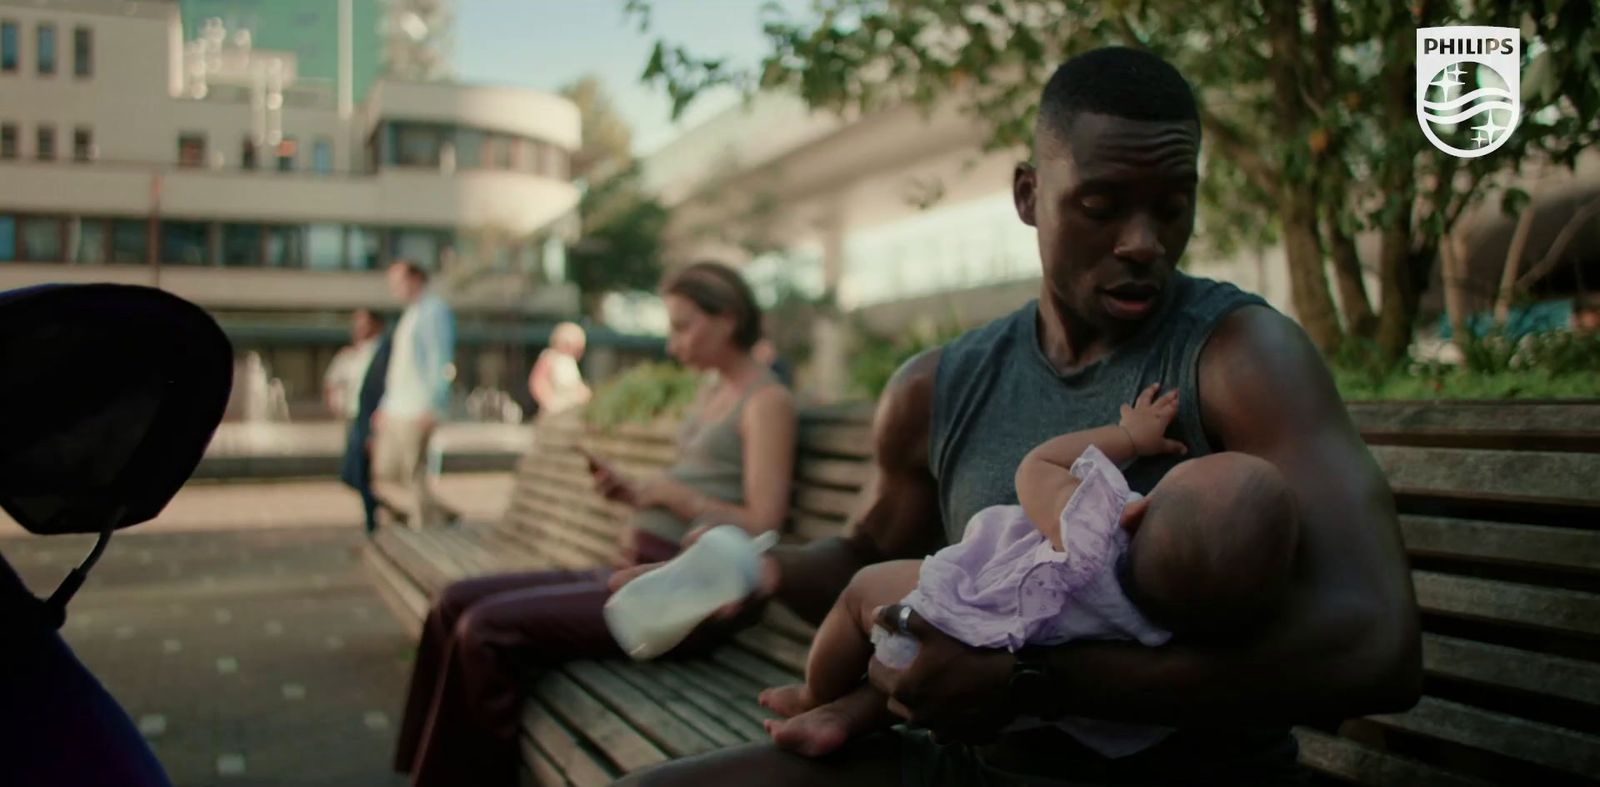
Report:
1121,452,1298,634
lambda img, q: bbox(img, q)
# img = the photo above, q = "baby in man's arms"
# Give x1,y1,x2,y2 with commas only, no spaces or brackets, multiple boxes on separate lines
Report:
759,384,1300,758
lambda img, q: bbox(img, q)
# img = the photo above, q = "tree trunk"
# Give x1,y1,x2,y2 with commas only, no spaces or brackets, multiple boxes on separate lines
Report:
1281,192,1344,354
1494,204,1537,323
1440,231,1472,353
1265,0,1342,354
1375,223,1422,362
1324,204,1377,338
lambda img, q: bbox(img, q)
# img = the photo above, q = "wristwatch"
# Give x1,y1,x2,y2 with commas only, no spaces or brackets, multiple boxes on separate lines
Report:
1008,647,1064,720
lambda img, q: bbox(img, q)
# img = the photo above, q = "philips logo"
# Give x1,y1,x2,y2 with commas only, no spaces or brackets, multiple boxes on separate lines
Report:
1416,26,1521,158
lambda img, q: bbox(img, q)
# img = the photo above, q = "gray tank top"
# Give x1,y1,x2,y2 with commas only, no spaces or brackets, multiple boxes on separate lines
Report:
631,372,778,543
930,272,1268,545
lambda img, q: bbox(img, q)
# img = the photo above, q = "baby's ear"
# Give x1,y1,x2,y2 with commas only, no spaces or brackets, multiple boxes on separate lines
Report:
1119,497,1151,532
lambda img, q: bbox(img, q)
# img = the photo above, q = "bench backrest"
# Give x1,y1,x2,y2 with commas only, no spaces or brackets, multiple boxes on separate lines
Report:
503,400,1600,786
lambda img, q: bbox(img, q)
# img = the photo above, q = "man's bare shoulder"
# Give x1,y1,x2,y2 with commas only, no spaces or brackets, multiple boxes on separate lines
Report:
1198,305,1351,448
873,348,943,470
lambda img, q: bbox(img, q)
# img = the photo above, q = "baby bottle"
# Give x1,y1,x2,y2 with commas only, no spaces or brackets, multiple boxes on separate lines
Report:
603,525,779,660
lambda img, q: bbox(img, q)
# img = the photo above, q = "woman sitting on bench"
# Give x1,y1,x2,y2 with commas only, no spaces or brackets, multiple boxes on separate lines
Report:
392,261,797,787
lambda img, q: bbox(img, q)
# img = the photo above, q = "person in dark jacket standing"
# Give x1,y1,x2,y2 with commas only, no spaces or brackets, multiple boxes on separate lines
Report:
341,322,406,534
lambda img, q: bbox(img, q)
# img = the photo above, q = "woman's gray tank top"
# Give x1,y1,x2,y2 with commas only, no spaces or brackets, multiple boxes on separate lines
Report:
631,372,777,543
929,272,1268,544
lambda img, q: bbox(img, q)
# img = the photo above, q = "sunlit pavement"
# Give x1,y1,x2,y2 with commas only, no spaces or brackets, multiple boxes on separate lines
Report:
2,474,511,787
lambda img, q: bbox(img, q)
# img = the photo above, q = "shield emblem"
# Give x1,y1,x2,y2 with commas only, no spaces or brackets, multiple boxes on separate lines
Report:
1416,26,1521,159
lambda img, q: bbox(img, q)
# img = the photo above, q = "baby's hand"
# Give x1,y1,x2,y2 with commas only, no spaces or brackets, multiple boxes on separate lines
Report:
1119,384,1188,457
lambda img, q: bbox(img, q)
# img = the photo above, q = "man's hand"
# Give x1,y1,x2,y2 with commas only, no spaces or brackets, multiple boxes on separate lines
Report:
867,604,1016,742
1118,384,1186,457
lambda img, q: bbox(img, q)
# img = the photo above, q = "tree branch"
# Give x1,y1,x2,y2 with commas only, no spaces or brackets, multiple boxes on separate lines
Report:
1515,195,1600,291
1197,106,1278,193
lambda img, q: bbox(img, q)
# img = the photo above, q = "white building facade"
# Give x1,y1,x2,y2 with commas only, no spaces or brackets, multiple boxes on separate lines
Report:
0,0,587,413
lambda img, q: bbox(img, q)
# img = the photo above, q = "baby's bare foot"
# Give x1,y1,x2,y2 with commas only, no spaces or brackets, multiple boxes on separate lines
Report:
764,684,896,759
758,683,814,718
765,707,851,758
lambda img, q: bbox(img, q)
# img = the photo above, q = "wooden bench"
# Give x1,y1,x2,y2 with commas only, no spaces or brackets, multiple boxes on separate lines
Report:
363,400,1600,786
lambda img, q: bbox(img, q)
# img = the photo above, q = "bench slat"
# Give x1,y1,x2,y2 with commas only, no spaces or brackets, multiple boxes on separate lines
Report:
1292,726,1491,787
1369,696,1600,777
360,547,427,636
762,604,820,641
791,513,846,542
666,662,777,732
1414,571,1600,638
565,662,720,759
797,457,872,490
712,646,802,689
522,701,618,787
530,671,668,773
1373,446,1600,509
604,663,750,748
793,487,861,521
1423,633,1600,707
799,423,874,458
1349,401,1600,451
733,625,810,675
1401,515,1599,573
521,745,574,787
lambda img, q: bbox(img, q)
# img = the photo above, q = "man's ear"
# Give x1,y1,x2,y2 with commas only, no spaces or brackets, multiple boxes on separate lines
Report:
1014,162,1038,227
1119,496,1151,532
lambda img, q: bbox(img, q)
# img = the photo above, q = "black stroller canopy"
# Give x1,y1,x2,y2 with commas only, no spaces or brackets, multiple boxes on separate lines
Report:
0,284,232,536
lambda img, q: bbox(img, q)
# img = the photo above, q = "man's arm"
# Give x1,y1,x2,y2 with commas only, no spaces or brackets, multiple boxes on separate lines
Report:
1040,306,1421,721
770,349,946,624
428,304,455,417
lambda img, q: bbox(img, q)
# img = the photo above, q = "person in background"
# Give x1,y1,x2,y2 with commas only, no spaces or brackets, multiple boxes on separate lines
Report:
392,261,797,787
1573,295,1599,334
372,261,461,529
339,312,409,534
528,321,591,418
325,309,384,420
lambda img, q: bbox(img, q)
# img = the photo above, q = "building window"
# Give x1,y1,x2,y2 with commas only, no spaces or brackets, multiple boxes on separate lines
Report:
487,135,512,170
307,224,342,269
36,23,54,76
36,125,55,161
72,26,90,78
1,21,17,74
72,127,92,162
109,219,147,263
454,129,483,169
221,223,262,266
161,221,210,265
0,215,13,261
312,137,332,174
265,225,304,267
393,123,446,167
276,137,297,171
71,218,106,263
177,133,206,168
1,123,16,159
391,228,450,270
347,225,383,270
19,215,64,261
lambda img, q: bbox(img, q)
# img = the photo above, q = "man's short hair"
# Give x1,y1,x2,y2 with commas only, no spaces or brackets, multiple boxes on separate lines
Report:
391,259,429,284
1036,46,1200,146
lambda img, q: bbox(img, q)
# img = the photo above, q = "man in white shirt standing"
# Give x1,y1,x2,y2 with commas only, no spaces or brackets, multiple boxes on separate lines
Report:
373,260,460,529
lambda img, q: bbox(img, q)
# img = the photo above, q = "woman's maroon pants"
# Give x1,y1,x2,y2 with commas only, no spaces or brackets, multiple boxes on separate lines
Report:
393,531,681,787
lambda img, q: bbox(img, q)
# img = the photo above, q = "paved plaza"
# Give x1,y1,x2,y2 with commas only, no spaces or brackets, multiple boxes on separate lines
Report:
2,474,512,787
